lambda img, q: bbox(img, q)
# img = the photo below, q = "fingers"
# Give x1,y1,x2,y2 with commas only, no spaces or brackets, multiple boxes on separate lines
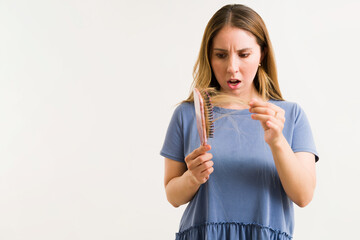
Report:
249,98,286,143
187,152,213,171
251,113,284,126
197,161,214,183
250,108,285,122
265,119,282,132
201,165,214,182
249,99,285,119
185,144,214,184
188,156,214,184
249,99,285,122
185,144,211,164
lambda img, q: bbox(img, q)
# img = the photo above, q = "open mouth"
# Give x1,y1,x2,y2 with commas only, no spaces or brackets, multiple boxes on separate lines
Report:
228,79,240,85
227,79,241,89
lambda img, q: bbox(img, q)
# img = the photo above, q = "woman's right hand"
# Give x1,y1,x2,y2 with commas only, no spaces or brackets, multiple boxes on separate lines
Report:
185,144,214,185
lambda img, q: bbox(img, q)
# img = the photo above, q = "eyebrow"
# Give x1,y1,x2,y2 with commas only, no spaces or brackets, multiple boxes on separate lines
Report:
213,48,252,52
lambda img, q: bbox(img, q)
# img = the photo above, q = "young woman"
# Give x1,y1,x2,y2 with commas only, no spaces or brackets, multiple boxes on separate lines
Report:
161,4,318,240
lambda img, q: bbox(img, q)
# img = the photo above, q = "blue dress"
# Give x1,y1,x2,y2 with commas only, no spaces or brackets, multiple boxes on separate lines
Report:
161,100,318,240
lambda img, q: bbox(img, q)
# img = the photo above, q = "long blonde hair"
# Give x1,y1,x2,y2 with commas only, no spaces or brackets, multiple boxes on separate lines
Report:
185,4,284,104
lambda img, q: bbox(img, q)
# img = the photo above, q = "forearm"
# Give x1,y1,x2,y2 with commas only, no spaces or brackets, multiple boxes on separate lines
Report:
165,170,202,207
269,135,316,207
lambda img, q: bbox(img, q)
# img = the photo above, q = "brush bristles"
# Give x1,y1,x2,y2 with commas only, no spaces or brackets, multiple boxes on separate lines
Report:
203,91,214,139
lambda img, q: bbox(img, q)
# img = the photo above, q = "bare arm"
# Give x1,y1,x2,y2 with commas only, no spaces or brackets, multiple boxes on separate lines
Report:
249,99,316,207
269,138,316,207
164,145,214,207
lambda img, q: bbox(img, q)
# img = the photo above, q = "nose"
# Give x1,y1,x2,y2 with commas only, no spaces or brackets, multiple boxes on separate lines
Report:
226,55,239,74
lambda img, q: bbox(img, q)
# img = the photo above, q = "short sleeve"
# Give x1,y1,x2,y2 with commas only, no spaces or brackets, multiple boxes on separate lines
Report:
160,104,186,163
291,104,319,162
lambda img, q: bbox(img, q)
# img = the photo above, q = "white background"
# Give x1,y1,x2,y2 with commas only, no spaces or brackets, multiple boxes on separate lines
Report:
1,0,359,239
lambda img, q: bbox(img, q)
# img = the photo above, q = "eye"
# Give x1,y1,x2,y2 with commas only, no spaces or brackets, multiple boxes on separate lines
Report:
239,53,250,58
215,53,227,59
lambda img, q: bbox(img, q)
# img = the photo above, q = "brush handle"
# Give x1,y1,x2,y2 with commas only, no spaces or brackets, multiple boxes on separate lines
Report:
193,88,207,145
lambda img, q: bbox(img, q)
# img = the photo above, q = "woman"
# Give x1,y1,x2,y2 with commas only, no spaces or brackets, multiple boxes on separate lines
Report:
161,4,318,240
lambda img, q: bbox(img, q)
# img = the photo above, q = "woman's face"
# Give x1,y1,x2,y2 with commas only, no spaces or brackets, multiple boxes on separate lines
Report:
210,26,262,99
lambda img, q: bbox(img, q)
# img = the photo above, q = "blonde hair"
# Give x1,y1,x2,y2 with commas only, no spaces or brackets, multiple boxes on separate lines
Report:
185,4,284,105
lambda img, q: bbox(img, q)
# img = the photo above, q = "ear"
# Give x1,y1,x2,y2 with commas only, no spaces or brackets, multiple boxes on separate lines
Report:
260,47,268,62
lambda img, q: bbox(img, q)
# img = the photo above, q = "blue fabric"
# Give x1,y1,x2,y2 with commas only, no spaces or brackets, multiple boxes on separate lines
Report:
161,100,318,240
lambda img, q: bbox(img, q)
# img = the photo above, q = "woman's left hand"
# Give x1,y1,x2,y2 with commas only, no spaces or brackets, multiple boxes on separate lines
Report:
249,98,285,146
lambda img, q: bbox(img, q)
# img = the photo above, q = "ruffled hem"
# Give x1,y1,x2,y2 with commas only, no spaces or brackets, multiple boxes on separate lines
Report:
175,222,292,240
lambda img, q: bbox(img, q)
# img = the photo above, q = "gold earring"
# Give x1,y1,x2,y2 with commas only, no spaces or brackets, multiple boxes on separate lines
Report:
258,63,262,67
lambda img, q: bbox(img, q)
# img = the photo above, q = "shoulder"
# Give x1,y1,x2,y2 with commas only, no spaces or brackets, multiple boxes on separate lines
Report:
169,102,195,127
173,102,194,117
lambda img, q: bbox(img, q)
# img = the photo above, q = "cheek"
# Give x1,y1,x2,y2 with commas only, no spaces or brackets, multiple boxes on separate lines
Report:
210,60,222,77
242,58,261,79
243,66,259,82
245,62,259,74
211,59,227,74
